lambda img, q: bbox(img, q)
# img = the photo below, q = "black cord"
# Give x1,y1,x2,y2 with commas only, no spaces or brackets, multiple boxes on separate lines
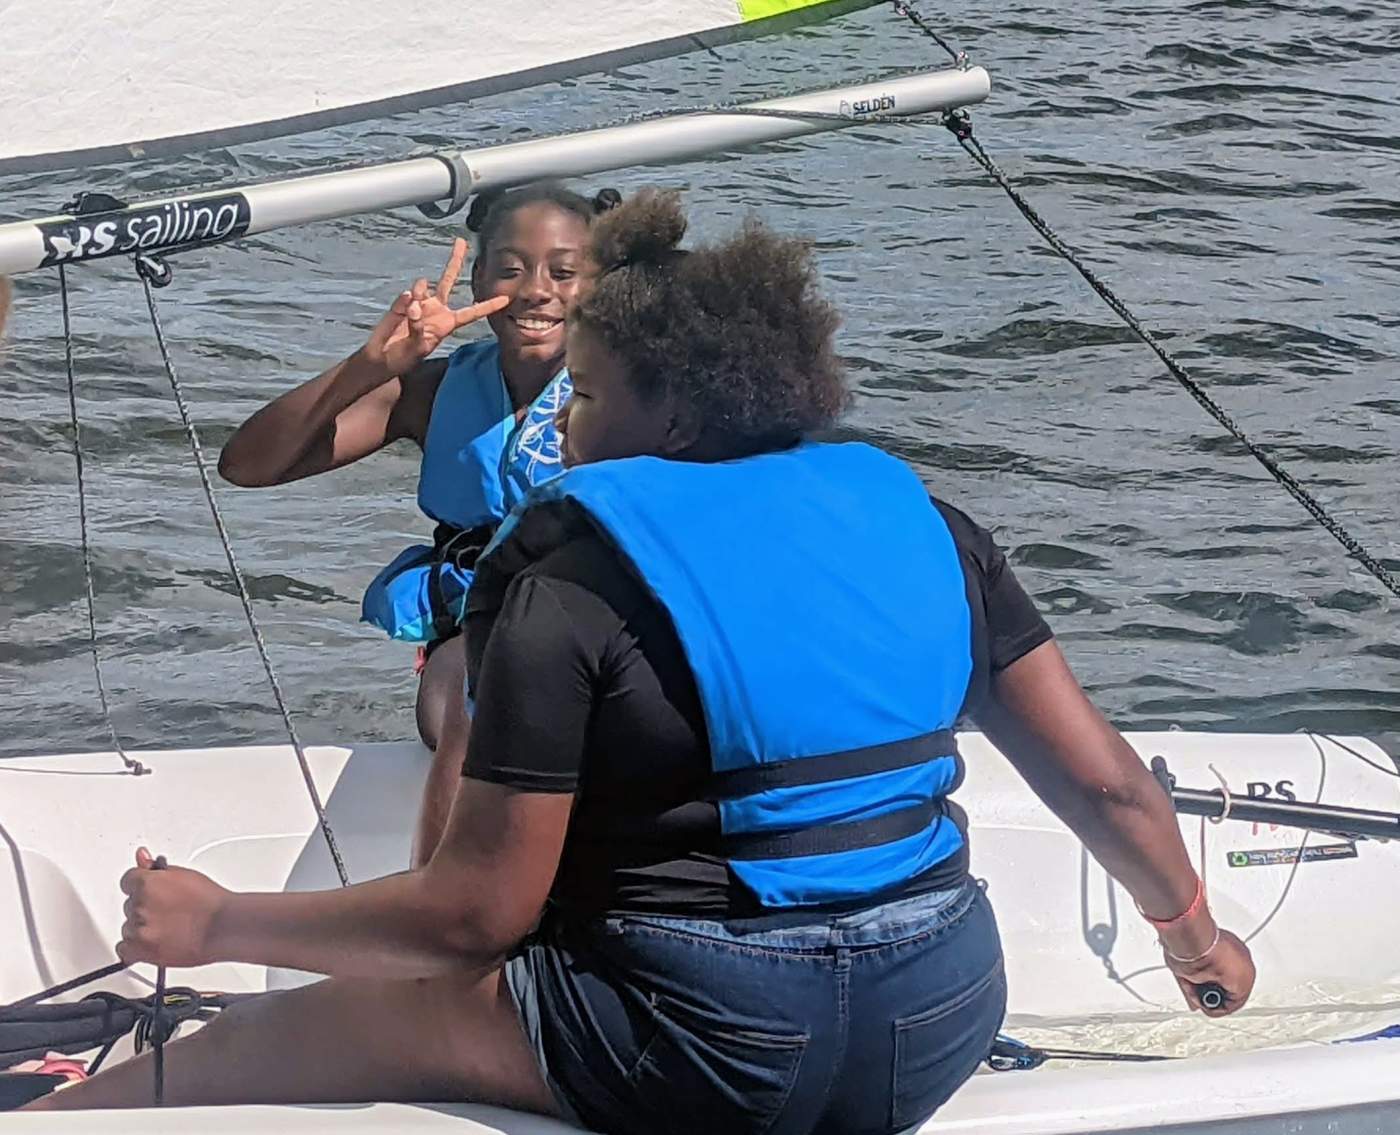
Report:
1310,730,1400,779
885,3,1400,603
134,259,350,887
57,265,148,776
0,961,126,1016
988,1034,1171,1071
890,1,964,63
948,122,1400,601
149,854,168,1106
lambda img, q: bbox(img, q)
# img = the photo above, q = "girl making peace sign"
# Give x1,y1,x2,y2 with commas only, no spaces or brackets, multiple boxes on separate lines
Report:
218,182,620,861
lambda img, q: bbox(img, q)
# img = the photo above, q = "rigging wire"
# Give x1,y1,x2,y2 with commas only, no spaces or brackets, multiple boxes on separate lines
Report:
57,266,147,777
888,1,1400,603
134,254,349,888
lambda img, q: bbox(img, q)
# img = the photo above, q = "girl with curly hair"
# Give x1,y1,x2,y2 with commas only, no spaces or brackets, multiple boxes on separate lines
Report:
32,191,1254,1135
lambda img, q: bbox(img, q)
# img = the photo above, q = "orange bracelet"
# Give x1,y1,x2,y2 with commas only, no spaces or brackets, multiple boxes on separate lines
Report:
1137,875,1206,929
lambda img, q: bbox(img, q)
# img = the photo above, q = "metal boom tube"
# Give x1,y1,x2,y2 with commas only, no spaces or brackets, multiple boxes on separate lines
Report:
0,67,990,277
1151,757,1400,842
1167,786,1400,842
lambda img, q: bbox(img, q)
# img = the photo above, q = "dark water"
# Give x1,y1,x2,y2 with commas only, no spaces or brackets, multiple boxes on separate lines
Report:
2,2,1397,759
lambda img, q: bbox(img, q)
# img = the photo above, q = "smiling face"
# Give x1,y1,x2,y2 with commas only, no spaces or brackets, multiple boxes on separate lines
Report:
471,201,590,374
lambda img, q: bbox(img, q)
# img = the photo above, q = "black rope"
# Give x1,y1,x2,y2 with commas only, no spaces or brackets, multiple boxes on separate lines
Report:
887,5,1400,603
890,1,963,64
84,1034,122,1078
2,985,249,1074
1310,730,1400,779
57,266,148,777
148,854,168,1105
0,962,126,1015
944,121,1400,600
988,1034,1171,1072
133,256,350,887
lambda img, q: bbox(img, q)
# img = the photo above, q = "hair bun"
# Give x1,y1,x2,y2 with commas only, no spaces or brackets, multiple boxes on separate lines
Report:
593,187,623,214
464,189,504,234
589,188,686,271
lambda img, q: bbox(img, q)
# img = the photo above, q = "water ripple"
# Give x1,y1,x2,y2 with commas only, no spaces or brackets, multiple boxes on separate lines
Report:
1,0,1397,757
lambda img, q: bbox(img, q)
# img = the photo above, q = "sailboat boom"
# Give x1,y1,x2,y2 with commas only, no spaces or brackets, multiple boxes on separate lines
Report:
0,67,989,277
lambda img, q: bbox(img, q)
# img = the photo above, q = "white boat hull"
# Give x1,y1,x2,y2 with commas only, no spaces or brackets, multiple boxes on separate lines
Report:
4,731,1399,1131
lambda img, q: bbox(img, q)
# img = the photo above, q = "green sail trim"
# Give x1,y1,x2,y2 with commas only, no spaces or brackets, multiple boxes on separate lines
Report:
740,0,852,20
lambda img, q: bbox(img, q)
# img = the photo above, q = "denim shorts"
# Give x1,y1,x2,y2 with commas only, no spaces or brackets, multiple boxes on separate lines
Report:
505,879,1006,1135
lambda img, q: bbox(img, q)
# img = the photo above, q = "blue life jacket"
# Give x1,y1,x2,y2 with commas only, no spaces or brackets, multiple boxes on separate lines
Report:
360,339,570,643
482,441,973,909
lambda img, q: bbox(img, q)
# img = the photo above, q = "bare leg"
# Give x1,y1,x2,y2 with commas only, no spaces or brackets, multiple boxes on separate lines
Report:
24,967,556,1114
414,637,465,751
412,646,472,868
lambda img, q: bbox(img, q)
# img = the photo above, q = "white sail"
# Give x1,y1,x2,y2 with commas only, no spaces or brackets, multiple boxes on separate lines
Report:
0,0,876,174
0,0,994,277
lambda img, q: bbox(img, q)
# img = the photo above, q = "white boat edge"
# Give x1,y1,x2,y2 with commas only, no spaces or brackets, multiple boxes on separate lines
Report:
4,1038,1399,1133
4,732,1399,1132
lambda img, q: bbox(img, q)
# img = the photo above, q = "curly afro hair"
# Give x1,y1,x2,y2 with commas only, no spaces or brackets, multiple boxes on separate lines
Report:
575,189,847,455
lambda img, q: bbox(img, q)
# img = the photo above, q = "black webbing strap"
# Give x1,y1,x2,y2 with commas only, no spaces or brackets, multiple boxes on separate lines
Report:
426,521,497,641
720,797,946,860
708,730,958,800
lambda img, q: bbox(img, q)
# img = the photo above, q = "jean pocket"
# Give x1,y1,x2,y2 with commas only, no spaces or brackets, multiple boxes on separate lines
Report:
890,958,1007,1131
627,995,809,1135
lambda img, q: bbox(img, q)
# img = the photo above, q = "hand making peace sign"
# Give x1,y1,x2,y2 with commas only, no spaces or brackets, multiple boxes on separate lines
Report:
363,238,510,378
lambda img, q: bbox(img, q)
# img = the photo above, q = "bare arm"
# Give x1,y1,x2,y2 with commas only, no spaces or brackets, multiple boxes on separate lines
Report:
975,639,1256,1012
977,640,1199,919
412,656,472,868
216,349,443,487
118,542,580,982
217,239,508,487
119,779,572,980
